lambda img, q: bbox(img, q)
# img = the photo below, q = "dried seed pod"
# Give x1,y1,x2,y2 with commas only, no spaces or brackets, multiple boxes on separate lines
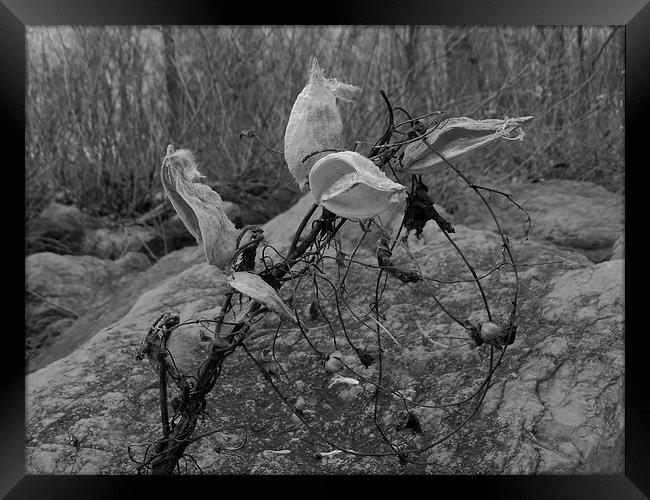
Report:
284,57,360,190
399,116,533,175
324,350,345,373
479,321,503,342
309,151,406,220
161,145,238,269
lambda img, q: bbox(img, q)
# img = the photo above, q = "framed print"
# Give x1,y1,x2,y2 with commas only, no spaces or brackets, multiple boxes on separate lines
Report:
6,0,649,498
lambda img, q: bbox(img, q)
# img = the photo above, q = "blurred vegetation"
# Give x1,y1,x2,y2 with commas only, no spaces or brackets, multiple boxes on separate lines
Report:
26,25,624,225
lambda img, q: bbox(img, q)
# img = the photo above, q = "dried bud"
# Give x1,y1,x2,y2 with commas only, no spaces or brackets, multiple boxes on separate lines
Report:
160,146,238,269
284,57,360,190
309,151,406,219
376,237,393,268
324,350,345,373
399,116,533,175
479,321,503,342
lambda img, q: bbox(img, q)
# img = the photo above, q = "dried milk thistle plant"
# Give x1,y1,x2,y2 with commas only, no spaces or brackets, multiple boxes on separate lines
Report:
131,57,533,474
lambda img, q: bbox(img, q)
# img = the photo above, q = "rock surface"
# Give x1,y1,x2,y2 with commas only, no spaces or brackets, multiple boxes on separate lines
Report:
611,233,624,260
27,246,205,373
262,193,318,250
26,252,152,364
144,215,197,258
26,193,624,474
222,200,243,227
26,203,100,255
82,226,159,260
454,180,624,263
26,199,243,261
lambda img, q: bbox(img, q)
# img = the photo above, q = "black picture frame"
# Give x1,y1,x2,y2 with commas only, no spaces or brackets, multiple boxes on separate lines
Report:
5,1,649,498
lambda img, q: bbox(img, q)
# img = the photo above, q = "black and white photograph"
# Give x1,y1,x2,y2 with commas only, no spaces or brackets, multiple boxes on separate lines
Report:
17,19,636,484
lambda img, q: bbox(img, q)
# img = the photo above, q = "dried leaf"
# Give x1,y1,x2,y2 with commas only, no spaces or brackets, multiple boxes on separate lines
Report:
357,348,375,368
226,271,298,325
234,226,263,272
396,412,423,434
161,146,238,269
376,237,422,285
309,151,406,219
309,300,320,321
400,116,533,174
376,236,393,268
284,57,360,190
403,177,454,240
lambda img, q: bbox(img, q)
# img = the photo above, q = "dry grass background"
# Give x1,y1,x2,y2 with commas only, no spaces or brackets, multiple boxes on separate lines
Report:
25,25,624,226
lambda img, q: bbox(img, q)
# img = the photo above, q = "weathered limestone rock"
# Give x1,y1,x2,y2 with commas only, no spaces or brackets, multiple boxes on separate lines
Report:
611,233,624,260
82,226,158,260
26,199,243,261
27,246,205,373
26,252,152,364
26,203,100,255
454,180,623,263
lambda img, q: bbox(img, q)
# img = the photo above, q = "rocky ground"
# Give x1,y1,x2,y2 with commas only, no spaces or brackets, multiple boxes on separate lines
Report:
25,179,624,474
